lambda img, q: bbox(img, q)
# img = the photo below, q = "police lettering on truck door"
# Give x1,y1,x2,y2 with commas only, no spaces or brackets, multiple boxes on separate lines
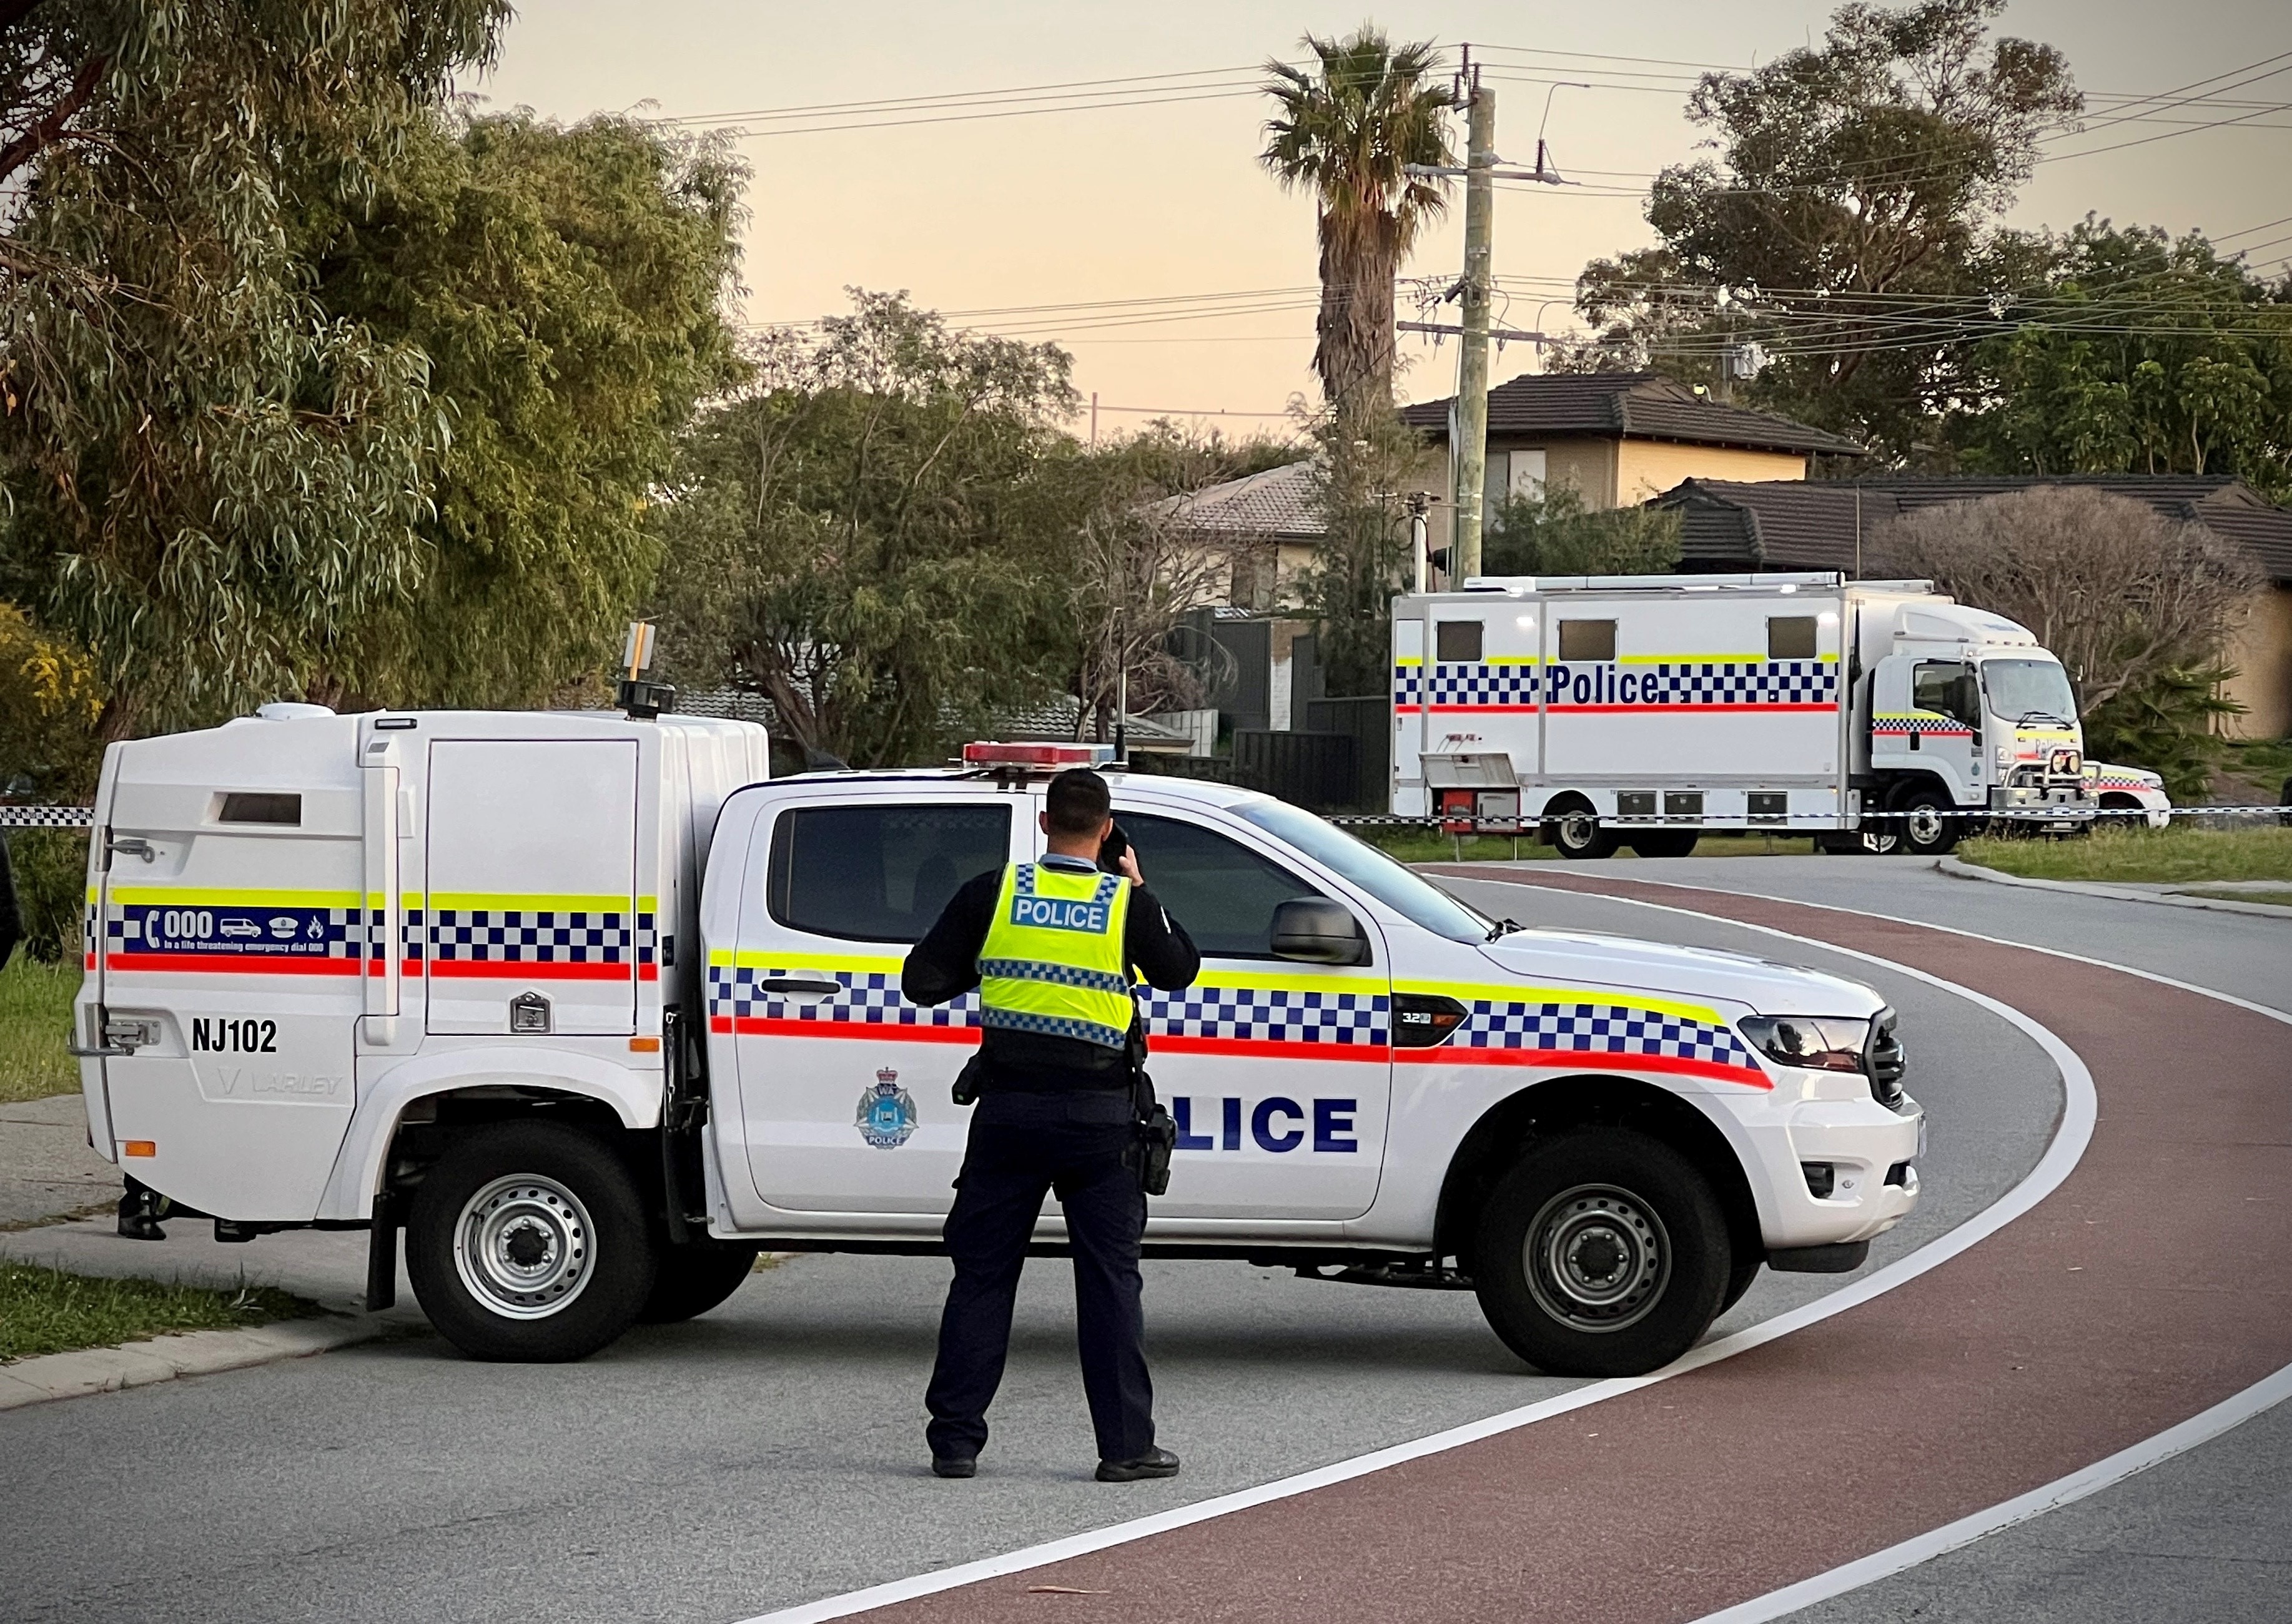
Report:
1115,812,1390,1223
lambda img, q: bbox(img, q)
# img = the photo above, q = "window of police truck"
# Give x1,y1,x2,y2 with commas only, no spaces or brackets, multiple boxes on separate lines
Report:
1230,799,1494,944
1980,658,2078,722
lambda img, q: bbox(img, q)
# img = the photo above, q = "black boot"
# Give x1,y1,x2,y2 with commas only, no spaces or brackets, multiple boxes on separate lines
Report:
117,1178,167,1241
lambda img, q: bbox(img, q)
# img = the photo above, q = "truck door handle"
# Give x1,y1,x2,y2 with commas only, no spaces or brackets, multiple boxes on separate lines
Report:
756,978,841,997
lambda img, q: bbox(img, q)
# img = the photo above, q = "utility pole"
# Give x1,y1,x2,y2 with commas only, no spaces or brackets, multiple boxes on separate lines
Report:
1452,69,1495,585
1406,66,1576,586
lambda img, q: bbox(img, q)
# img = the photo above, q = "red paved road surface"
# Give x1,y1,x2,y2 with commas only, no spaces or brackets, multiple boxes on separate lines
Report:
839,876,2292,1624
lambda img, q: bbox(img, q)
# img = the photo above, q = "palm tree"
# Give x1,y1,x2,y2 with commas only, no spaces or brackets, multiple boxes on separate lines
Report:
1261,29,1457,427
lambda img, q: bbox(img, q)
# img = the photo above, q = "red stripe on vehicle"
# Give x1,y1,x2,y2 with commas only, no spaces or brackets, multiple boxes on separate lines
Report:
101,952,365,977
1396,1045,1773,1089
719,1016,982,1043
1545,702,1838,715
423,960,653,982
1149,1036,1393,1062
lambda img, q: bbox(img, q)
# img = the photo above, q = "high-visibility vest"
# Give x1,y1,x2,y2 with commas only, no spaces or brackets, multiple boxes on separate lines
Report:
977,860,1133,1051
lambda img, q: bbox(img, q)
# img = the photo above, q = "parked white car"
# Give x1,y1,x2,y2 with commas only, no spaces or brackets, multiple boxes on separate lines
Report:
2083,762,2171,829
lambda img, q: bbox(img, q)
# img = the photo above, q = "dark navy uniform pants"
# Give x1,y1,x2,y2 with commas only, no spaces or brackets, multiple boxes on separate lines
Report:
925,1103,1153,1464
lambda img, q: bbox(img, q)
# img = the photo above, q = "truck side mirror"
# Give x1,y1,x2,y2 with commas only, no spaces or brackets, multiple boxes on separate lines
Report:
1270,897,1369,965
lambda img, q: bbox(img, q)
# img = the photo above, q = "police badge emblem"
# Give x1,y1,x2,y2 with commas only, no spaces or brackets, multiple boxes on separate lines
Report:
856,1067,917,1149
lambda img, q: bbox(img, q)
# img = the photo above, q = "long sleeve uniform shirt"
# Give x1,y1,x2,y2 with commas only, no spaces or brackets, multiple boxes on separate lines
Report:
902,854,1200,1096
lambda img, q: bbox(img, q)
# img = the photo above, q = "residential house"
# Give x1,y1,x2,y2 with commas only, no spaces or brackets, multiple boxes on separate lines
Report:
1650,473,2292,739
1398,370,1865,527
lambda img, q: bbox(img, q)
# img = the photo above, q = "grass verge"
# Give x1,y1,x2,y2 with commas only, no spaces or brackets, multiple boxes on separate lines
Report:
0,955,79,1104
0,1262,317,1363
1956,825,2292,885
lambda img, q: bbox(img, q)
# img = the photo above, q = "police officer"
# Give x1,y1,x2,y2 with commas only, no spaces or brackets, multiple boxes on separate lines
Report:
902,767,1199,1482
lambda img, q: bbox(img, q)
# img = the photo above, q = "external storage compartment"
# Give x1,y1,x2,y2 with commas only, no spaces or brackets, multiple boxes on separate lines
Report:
423,740,641,1036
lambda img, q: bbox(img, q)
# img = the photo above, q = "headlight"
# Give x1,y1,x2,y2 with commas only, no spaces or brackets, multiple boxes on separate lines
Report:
1738,1014,1872,1073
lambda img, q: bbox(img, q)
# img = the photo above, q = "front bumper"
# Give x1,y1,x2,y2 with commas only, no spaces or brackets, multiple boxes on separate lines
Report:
1739,1088,1924,1249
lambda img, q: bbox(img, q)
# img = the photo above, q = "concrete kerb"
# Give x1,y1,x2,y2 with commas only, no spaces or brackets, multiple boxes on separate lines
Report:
1935,856,2292,918
0,1313,401,1412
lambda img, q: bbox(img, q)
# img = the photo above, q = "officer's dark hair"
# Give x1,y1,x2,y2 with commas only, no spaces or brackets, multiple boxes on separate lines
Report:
1044,768,1112,836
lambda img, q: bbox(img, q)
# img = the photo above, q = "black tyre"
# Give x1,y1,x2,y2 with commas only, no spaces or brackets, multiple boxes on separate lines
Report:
1897,787,1960,856
1628,831,1700,859
407,1121,656,1362
1718,1254,1762,1316
1549,802,1621,860
1815,828,1900,855
640,1241,763,1324
1471,1128,1731,1377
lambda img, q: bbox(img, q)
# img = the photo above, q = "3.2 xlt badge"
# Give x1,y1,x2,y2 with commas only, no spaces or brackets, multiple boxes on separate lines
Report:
856,1068,917,1149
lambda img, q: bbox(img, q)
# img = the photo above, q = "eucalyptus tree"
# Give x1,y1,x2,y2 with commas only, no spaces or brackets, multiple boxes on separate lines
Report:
1571,0,2080,461
650,293,1081,767
0,0,509,737
1260,27,1456,429
305,111,749,711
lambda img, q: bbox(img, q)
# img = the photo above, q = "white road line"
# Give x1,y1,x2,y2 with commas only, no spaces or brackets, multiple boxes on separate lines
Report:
731,903,2098,1624
1681,1361,2292,1624
1456,868,2292,1622
1449,866,2292,1029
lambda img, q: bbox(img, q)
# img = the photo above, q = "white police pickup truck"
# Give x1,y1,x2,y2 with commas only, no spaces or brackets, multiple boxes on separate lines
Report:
76,712,1920,1377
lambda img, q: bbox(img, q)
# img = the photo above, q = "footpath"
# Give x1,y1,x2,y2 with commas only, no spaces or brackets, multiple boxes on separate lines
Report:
0,1088,418,1409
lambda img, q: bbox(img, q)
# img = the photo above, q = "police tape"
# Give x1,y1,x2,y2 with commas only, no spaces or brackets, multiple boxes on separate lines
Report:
1326,805,2291,827
1,806,95,828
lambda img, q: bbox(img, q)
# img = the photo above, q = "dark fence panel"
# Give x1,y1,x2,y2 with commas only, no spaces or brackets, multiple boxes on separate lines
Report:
1302,695,1390,812
1232,729,1356,812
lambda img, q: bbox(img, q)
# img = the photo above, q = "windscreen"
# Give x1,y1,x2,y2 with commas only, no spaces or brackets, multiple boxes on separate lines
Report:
1980,659,2077,724
1229,799,1493,944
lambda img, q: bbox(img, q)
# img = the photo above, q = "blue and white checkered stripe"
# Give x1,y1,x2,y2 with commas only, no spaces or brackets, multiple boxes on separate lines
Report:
1455,998,1756,1068
1621,661,1837,704
1423,662,1539,707
427,909,650,966
706,964,981,1029
1138,986,1389,1046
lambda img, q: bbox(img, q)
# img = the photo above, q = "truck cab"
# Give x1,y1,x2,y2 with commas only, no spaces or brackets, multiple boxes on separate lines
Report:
1862,602,2088,853
77,719,1924,1380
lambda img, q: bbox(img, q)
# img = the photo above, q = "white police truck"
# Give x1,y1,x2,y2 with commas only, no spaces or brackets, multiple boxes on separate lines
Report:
1394,571,2092,857
74,712,1921,1376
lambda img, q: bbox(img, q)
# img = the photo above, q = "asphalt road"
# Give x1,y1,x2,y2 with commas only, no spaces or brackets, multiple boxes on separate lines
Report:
0,872,2063,1624
830,868,2288,1624
1455,860,2292,1624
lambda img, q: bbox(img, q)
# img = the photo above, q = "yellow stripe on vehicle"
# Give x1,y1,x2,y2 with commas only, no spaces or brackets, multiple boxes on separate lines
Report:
712,948,905,975
1192,967,1388,996
107,887,363,907
1615,652,1839,666
1396,977,1724,1026
427,892,657,913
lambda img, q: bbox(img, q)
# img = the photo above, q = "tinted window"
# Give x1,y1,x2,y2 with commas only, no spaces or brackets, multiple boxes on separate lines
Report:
768,803,1010,943
1980,658,2077,723
1230,798,1490,944
1912,662,1980,729
1558,619,1615,661
1435,620,1483,662
1121,812,1326,960
1767,616,1818,660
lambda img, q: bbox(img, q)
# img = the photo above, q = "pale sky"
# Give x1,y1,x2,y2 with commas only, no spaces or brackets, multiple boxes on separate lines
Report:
475,1,2292,436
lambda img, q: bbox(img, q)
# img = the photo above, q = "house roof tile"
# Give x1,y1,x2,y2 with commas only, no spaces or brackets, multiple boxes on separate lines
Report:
1651,473,2292,584
1400,371,1866,456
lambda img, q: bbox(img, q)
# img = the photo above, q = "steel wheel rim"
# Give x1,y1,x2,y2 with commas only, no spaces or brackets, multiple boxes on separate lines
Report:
452,1174,596,1320
1523,1183,1669,1334
1559,813,1599,852
1907,804,1944,845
